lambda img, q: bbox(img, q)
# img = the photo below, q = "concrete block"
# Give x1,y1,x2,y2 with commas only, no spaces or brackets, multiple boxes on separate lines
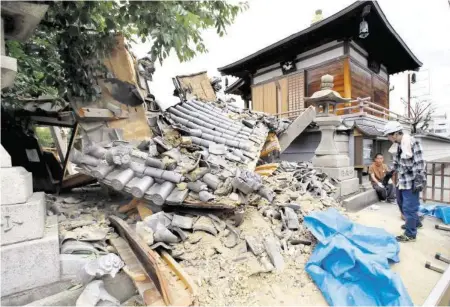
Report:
1,55,17,89
60,254,91,282
1,216,60,297
24,272,136,306
342,189,379,212
24,287,83,307
336,177,360,197
315,166,355,181
1,167,33,205
1,192,46,246
1,279,74,306
1,145,12,168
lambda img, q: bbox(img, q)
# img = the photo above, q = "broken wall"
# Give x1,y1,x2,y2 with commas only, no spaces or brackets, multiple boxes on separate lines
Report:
176,71,216,101
71,35,152,143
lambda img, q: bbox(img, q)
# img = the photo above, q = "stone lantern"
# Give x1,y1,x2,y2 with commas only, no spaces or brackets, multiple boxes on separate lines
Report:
305,74,349,117
305,74,359,197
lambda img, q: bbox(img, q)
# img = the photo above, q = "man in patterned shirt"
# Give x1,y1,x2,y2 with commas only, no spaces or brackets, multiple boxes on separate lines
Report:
383,121,426,242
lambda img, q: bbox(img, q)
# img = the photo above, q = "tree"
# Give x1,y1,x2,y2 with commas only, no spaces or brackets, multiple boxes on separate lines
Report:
401,97,435,133
2,1,247,105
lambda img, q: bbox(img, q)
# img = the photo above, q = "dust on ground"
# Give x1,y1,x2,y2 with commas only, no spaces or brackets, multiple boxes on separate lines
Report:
173,207,327,306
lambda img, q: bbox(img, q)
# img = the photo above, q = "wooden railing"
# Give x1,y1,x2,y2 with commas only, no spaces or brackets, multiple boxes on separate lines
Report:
274,97,412,124
422,162,450,204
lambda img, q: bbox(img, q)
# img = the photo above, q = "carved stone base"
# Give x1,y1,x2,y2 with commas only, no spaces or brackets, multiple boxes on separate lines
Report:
312,154,350,168
314,166,355,181
1,167,33,205
1,216,60,297
1,192,45,246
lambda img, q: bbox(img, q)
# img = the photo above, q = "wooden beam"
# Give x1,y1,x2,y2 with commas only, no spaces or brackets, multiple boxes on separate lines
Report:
49,126,67,163
77,107,129,120
343,57,352,99
59,123,78,192
343,57,352,115
108,215,172,306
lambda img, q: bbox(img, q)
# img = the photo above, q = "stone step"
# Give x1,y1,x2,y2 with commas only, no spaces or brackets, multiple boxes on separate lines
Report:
1,192,46,246
1,216,60,297
1,279,74,306
335,177,360,197
23,272,136,306
342,189,379,212
0,145,12,168
1,167,33,205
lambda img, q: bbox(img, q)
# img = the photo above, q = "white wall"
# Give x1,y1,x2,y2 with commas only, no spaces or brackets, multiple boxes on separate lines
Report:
252,41,343,85
415,135,450,162
349,43,388,81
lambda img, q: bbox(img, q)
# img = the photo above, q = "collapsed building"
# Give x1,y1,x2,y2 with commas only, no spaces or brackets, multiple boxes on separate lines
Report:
1,1,449,306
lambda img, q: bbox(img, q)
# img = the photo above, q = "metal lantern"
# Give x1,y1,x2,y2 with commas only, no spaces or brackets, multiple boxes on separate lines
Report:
359,19,369,39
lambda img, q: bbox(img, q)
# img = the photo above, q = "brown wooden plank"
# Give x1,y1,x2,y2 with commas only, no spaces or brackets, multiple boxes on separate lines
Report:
110,236,165,306
109,216,171,305
343,57,352,99
279,77,289,118
263,82,277,115
61,173,96,190
251,85,264,112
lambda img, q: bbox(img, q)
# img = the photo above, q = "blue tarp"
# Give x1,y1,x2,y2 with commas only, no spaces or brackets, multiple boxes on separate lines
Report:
304,208,413,306
419,204,450,224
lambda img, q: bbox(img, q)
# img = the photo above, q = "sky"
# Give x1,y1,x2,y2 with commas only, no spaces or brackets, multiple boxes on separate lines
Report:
132,0,450,117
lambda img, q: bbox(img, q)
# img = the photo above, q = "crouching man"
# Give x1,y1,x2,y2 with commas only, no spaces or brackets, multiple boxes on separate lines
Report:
369,153,396,203
384,121,426,243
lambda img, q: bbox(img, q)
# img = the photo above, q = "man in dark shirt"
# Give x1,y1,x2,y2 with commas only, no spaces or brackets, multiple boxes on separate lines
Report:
368,153,396,203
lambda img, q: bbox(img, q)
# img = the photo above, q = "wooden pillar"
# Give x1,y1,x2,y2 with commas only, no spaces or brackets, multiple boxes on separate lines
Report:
343,57,352,114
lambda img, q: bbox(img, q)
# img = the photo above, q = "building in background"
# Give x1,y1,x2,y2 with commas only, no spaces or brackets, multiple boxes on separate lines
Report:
428,113,450,137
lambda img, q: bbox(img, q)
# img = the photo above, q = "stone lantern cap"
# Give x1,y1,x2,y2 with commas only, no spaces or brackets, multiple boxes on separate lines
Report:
304,74,351,103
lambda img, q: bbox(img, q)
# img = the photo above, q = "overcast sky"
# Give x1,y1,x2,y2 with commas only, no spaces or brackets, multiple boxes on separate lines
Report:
132,0,450,116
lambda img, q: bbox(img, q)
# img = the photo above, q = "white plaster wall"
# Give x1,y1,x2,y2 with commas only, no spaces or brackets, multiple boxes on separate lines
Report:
252,40,343,85
253,68,283,85
255,62,280,75
296,47,344,71
295,40,341,60
415,136,450,162
349,43,388,81
350,46,368,66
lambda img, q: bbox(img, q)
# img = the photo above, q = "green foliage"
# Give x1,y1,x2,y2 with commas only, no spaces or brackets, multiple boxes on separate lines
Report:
2,1,247,105
35,126,54,147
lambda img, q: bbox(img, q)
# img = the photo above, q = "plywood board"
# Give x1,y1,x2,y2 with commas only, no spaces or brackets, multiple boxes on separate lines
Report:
279,77,289,117
252,85,264,112
177,72,216,101
263,82,277,115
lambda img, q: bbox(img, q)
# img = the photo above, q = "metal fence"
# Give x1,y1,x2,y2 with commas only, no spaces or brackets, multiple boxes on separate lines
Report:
422,162,450,204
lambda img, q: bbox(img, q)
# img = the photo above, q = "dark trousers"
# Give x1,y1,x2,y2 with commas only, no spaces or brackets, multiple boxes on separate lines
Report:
397,189,420,238
373,183,395,201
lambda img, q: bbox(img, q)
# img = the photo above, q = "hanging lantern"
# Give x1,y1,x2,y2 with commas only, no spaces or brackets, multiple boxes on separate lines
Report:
359,18,369,39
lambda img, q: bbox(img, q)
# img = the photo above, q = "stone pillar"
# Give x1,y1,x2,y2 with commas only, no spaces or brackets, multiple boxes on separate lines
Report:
1,145,60,297
312,118,359,197
0,17,18,90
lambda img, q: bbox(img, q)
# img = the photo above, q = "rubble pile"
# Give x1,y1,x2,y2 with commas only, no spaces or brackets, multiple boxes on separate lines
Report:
70,99,290,210
65,99,346,305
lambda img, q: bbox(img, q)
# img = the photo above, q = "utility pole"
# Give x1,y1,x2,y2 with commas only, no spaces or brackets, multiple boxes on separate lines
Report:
407,74,411,118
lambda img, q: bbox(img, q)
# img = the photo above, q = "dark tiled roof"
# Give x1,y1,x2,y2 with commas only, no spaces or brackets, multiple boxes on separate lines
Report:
71,100,287,210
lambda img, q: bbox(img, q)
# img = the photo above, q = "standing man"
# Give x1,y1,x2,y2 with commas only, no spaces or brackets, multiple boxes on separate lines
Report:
368,153,396,203
383,121,426,242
